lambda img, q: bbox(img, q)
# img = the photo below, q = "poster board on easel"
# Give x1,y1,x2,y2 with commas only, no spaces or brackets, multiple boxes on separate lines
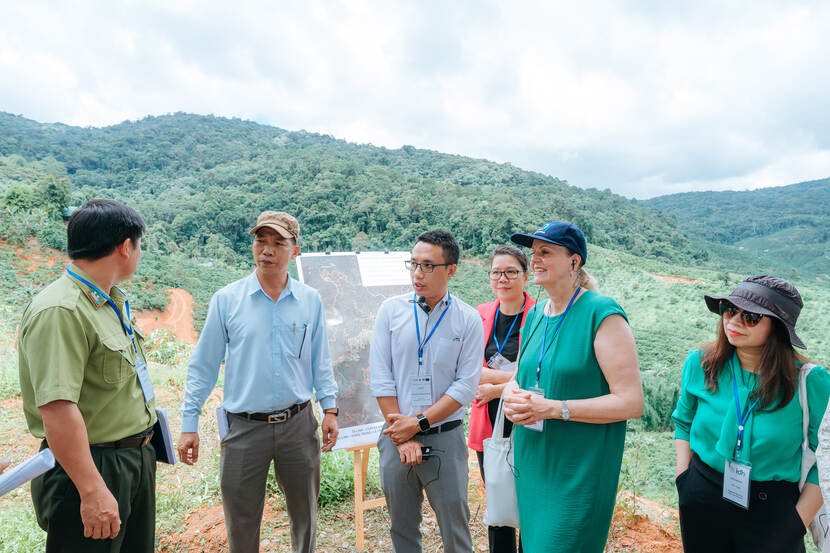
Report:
296,251,411,449
297,251,411,549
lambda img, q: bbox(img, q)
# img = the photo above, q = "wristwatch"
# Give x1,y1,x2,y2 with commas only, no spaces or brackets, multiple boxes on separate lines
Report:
324,408,339,417
416,413,430,432
560,400,570,421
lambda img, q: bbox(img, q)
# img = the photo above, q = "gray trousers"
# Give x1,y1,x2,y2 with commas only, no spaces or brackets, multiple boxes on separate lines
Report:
378,424,472,553
220,406,321,553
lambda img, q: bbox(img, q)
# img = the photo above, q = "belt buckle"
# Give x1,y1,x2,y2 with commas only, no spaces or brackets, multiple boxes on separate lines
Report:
268,412,288,423
140,435,152,447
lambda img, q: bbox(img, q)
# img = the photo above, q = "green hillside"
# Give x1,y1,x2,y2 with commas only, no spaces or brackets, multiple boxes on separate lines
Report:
0,111,706,264
3,111,829,435
644,178,830,278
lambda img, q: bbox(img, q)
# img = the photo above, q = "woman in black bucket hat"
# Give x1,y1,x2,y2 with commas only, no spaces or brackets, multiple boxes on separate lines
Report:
672,275,830,553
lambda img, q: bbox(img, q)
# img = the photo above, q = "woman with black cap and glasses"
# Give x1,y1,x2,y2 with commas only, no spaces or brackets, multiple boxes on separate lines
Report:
672,275,830,553
501,221,644,553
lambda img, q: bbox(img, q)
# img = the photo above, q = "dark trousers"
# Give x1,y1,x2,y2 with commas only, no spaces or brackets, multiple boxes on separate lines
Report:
677,454,806,553
476,450,521,553
32,442,156,553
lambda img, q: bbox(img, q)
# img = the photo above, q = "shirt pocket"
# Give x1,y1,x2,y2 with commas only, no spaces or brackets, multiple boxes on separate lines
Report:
100,332,135,384
280,319,311,360
432,337,463,372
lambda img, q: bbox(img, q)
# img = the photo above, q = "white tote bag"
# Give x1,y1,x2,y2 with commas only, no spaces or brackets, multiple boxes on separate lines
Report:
482,395,520,528
799,363,830,552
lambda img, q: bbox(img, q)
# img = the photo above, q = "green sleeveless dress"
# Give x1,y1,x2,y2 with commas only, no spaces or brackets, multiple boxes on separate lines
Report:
514,290,628,553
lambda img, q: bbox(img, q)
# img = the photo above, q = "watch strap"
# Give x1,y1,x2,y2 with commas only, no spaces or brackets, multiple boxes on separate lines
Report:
561,400,570,421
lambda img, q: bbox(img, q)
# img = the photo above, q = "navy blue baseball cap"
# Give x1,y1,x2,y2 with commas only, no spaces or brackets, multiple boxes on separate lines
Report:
510,221,588,266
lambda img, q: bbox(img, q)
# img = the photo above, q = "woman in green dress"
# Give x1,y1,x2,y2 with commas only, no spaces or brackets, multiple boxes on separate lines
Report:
502,221,643,553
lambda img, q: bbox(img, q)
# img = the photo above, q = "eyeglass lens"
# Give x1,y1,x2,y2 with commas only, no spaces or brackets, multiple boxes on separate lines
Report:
489,270,521,280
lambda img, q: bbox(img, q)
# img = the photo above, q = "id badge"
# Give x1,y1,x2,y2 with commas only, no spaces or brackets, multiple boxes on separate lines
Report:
411,374,433,408
487,352,517,372
136,358,155,403
526,386,545,432
723,458,752,509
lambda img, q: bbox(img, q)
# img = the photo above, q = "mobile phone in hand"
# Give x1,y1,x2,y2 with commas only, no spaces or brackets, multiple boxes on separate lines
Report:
421,446,433,457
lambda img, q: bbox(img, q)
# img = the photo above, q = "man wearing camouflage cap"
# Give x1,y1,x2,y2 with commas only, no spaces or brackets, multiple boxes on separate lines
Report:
178,211,339,553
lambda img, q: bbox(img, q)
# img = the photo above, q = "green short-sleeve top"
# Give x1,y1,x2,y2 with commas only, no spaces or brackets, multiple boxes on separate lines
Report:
18,264,156,444
671,349,830,485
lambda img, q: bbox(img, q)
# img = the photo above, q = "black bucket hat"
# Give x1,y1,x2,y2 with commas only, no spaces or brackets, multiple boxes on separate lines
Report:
704,275,806,349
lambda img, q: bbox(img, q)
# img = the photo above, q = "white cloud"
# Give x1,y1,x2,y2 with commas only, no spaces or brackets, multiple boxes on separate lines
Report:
0,1,828,198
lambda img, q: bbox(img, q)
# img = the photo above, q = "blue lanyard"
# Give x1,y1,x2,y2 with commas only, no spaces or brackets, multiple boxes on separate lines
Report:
492,299,524,356
65,265,137,354
414,293,452,368
536,286,581,386
730,357,760,454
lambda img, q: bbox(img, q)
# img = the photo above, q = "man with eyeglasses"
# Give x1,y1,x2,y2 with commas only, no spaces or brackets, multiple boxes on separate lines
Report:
370,230,484,553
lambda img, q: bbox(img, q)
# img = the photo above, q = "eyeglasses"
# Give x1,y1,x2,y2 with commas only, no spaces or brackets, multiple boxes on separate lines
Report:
719,301,765,327
488,269,524,280
405,260,452,273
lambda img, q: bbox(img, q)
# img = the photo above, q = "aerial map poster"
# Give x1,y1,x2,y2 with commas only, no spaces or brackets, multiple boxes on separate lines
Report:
296,251,412,450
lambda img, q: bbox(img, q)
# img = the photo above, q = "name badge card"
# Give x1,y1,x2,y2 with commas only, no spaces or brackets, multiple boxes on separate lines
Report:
411,374,433,408
723,459,752,509
136,358,155,403
487,352,517,372
526,386,545,432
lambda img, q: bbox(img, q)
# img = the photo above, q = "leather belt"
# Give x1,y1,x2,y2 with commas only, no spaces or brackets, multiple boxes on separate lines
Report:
91,428,154,448
417,419,462,435
232,401,309,423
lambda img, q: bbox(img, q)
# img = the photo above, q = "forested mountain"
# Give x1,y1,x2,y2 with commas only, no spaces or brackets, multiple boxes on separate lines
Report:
645,178,830,278
0,111,705,264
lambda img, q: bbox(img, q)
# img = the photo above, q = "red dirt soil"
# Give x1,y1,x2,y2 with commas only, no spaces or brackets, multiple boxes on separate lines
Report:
650,273,710,286
135,288,197,344
156,450,682,553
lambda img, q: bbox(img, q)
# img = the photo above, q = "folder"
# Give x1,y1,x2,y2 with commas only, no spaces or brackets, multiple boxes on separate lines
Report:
151,408,177,464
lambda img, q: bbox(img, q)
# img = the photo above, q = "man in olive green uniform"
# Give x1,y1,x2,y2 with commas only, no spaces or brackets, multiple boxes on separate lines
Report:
19,199,157,553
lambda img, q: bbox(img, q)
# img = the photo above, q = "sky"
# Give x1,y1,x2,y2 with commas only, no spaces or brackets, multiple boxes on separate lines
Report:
1,1,829,199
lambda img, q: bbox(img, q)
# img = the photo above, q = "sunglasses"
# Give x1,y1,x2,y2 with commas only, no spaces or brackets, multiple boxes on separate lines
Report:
719,301,765,327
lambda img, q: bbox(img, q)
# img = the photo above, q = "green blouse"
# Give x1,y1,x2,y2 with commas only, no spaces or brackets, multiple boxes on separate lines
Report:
671,349,830,484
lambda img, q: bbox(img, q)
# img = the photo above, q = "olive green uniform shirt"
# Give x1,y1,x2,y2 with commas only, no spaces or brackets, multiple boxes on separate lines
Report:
19,264,156,444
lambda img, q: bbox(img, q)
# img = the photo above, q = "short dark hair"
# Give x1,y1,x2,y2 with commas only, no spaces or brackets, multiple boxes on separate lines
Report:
488,245,528,272
67,199,145,260
415,230,460,265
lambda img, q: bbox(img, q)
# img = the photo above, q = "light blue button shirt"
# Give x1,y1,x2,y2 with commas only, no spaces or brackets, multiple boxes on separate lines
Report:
181,272,337,433
370,292,484,425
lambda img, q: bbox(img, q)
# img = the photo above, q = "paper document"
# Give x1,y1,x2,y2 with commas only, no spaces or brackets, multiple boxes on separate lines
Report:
150,408,177,465
217,407,229,441
0,448,55,497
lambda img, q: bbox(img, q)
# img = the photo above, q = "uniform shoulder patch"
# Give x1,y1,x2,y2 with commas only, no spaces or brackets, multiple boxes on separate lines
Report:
86,288,108,307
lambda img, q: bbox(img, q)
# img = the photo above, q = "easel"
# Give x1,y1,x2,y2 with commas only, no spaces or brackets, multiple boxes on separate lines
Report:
348,443,386,550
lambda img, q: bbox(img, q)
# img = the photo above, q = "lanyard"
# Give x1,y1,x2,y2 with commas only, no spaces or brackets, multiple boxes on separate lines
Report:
65,265,137,354
536,286,581,386
492,298,525,356
414,293,452,368
730,357,760,454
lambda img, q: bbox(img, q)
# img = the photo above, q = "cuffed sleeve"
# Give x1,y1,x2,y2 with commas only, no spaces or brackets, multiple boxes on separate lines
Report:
672,350,700,441
443,312,484,406
181,293,228,433
21,307,88,407
370,302,398,397
309,292,338,411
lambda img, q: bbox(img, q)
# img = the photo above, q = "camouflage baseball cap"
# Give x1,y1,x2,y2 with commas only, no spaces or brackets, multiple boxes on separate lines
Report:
248,211,299,240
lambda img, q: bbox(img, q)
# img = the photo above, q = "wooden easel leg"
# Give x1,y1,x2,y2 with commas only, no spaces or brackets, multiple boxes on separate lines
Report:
354,449,365,550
